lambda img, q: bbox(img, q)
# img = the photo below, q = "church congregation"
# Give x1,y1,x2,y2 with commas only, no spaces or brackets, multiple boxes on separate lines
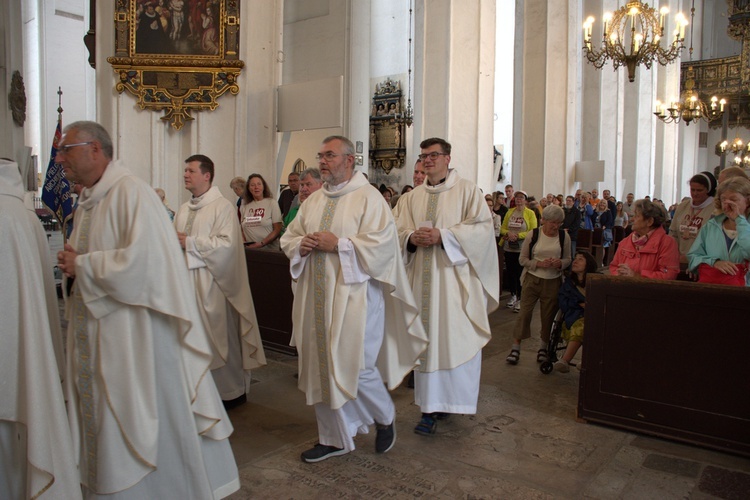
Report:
7,118,750,498
8,0,750,496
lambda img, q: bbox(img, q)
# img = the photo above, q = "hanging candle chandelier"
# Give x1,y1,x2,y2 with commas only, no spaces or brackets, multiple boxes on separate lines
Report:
583,1,688,82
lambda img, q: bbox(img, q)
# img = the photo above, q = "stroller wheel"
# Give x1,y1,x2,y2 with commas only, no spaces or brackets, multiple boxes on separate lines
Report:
540,361,553,374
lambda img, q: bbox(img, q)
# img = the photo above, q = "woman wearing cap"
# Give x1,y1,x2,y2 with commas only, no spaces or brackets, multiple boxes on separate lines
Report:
609,199,679,279
687,177,750,286
499,190,538,312
669,171,717,279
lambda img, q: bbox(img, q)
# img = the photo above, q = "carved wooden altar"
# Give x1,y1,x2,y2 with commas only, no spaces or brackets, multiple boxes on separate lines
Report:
369,78,406,174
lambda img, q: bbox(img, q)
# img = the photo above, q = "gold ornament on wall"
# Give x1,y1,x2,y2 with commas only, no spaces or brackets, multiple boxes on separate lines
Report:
107,0,244,130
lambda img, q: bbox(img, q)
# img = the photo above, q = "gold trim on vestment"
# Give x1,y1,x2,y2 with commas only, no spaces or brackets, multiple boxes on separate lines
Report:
313,198,338,405
71,210,98,488
418,193,439,370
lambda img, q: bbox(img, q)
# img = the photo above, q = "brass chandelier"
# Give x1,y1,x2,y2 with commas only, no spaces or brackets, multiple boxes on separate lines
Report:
653,0,726,126
583,1,688,82
653,68,726,126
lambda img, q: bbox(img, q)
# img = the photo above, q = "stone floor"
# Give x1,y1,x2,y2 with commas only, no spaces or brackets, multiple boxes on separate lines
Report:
224,297,750,499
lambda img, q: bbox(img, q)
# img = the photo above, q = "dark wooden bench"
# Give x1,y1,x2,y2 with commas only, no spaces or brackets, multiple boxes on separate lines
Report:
579,275,750,457
245,248,295,355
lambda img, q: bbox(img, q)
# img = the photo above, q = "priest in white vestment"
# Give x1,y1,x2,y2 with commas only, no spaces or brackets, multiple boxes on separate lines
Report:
394,137,499,436
0,159,82,499
175,154,266,407
56,121,239,499
280,136,428,463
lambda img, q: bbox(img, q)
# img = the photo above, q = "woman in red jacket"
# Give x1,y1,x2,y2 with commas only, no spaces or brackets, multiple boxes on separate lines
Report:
609,199,680,280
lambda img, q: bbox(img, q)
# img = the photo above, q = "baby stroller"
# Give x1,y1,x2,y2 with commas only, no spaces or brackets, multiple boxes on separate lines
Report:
539,310,575,374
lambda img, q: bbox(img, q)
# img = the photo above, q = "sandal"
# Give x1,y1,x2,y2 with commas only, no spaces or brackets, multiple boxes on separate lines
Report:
506,349,520,365
537,348,549,363
414,414,437,436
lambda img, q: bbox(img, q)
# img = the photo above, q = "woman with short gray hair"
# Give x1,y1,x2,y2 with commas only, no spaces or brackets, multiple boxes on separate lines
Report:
609,199,679,279
506,204,571,365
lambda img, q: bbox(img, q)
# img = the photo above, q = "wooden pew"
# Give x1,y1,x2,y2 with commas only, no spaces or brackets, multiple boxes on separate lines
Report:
245,248,296,355
578,275,750,457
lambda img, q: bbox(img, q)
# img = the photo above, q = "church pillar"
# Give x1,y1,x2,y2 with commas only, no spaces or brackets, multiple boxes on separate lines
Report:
0,0,28,173
513,0,579,198
345,0,371,173
413,0,496,191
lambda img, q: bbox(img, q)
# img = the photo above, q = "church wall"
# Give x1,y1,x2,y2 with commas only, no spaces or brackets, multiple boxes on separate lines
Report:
1,0,28,175
95,0,283,209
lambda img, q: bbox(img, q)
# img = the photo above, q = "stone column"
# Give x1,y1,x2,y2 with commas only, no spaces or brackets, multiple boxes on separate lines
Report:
346,0,371,173
413,0,496,191
513,0,580,198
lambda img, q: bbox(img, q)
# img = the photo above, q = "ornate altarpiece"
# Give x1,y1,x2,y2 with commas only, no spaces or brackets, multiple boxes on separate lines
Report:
369,78,407,174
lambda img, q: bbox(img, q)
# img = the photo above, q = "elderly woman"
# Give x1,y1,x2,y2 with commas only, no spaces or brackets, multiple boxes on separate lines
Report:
669,171,717,278
241,173,282,250
688,177,750,286
506,205,571,365
609,199,679,279
500,190,538,312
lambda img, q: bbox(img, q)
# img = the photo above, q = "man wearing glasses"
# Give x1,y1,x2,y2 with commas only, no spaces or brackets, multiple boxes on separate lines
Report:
394,137,499,437
280,135,427,463
55,121,239,497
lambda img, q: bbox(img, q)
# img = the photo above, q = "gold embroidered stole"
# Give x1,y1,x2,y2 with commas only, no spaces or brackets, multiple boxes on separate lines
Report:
313,198,338,405
70,210,98,488
418,193,439,370
183,208,198,235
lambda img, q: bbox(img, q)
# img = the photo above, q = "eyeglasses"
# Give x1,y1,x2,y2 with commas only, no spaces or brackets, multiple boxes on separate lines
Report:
58,141,93,154
315,152,350,162
417,152,448,161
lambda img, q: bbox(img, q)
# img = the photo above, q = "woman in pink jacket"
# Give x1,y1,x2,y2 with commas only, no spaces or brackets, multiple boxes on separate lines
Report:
609,199,680,280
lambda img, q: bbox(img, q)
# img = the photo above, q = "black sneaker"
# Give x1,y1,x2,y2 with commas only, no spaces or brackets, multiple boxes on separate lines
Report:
222,393,247,410
375,419,396,454
300,443,348,463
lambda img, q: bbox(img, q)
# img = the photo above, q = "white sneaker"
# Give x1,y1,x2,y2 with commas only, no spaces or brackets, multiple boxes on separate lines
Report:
554,360,570,373
506,295,517,308
513,301,521,313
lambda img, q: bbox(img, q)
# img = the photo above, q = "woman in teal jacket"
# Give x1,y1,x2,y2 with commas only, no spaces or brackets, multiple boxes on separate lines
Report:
688,177,750,286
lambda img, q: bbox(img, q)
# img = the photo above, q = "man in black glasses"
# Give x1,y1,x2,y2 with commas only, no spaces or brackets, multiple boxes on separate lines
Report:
394,137,499,437
281,135,427,463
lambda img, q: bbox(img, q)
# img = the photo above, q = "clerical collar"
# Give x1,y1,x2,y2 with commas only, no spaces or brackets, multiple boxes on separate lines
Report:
191,189,210,204
426,177,447,187
325,177,352,192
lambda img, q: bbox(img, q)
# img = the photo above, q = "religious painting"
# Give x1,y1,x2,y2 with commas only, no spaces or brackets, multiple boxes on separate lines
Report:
107,0,243,130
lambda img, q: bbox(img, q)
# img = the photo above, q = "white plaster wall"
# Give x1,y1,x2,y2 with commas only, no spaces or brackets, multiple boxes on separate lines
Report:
40,0,93,160
95,0,283,208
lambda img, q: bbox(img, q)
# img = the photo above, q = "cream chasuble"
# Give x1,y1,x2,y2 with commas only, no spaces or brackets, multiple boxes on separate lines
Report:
174,186,266,372
280,171,428,410
66,161,237,497
0,160,81,499
395,169,500,372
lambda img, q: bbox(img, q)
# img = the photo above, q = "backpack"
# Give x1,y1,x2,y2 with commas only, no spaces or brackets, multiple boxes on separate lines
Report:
528,227,566,258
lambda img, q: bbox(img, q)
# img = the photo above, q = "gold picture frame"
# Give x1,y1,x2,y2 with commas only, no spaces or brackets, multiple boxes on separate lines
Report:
107,0,244,130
